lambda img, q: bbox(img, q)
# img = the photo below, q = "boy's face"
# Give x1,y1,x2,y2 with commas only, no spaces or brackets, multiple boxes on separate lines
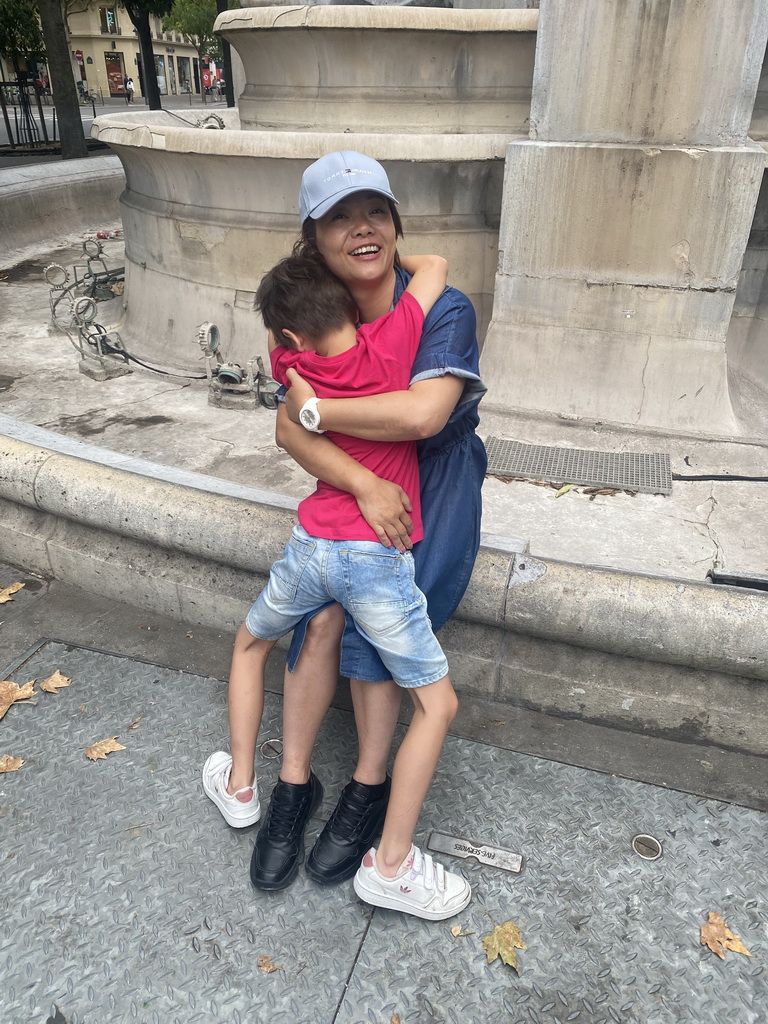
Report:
314,192,396,291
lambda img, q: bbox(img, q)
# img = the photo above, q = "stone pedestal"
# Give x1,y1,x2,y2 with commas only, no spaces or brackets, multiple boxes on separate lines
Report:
481,0,768,436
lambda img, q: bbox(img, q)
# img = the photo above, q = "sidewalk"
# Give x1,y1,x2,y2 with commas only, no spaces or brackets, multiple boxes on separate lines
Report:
1,564,766,1024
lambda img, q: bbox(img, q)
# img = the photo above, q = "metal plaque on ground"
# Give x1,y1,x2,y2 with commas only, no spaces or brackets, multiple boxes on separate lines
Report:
485,437,673,494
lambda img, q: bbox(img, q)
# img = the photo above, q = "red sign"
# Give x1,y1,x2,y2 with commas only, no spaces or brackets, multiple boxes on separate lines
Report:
74,50,83,60
201,69,211,88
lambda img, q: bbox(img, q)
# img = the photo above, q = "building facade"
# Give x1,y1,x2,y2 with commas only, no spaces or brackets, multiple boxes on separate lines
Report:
66,4,206,101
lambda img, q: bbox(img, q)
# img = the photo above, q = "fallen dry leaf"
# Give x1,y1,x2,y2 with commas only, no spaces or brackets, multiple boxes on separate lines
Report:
0,755,24,773
109,280,125,296
85,736,126,761
391,1017,401,1024
450,924,473,937
0,679,37,721
128,716,142,730
39,670,72,694
0,582,25,604
482,921,527,974
257,954,283,973
700,912,752,960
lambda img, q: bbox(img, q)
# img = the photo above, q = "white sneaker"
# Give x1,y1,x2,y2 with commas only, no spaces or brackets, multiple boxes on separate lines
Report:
353,845,471,921
202,751,260,828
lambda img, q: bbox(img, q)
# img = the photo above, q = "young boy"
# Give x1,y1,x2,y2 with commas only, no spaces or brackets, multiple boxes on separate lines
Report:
203,251,471,920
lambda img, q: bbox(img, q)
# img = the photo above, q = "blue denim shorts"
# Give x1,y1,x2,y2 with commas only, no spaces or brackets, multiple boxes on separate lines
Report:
245,525,449,689
287,430,487,682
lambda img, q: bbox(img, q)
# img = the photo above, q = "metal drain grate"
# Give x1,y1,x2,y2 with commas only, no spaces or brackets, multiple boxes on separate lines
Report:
485,438,672,494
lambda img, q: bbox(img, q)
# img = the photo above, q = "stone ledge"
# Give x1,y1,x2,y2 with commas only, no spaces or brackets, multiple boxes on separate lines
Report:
1,426,766,686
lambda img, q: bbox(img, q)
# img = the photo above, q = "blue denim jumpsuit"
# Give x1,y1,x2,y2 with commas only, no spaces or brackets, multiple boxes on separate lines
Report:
285,266,487,682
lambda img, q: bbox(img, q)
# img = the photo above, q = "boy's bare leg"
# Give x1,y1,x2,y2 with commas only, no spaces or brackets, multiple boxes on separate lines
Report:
375,675,458,876
352,675,471,920
280,604,346,784
228,623,275,793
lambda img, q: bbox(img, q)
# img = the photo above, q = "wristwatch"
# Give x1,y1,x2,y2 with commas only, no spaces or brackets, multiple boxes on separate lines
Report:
299,396,325,433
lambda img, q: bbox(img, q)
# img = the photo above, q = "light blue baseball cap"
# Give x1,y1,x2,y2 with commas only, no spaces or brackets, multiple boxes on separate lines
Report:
299,151,398,224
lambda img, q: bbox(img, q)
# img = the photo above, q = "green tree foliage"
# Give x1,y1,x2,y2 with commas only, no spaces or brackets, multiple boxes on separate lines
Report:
122,0,173,110
165,0,223,62
0,0,45,73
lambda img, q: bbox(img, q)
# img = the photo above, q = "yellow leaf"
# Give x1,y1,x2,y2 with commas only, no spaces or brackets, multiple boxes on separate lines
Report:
0,679,37,721
554,484,572,498
700,912,752,960
482,921,527,974
0,582,24,604
0,755,24,773
85,736,126,761
257,954,283,973
39,670,72,694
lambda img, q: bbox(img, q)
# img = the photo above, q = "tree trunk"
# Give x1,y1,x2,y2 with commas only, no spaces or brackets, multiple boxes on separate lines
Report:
128,10,162,110
215,0,234,108
36,0,88,159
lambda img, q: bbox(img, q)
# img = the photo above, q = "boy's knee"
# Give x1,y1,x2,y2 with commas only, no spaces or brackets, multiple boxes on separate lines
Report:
235,622,273,655
443,686,459,724
414,676,458,725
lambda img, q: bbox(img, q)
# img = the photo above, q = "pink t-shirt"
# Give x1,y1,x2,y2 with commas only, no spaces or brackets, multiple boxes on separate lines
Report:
271,291,424,543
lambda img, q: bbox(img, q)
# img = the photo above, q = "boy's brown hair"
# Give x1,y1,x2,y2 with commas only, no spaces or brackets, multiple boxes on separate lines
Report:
256,253,357,348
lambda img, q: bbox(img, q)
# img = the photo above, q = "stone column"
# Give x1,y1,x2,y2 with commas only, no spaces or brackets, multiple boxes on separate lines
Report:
481,0,768,436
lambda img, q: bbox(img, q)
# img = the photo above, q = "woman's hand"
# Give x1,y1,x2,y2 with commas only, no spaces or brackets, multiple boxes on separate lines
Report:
355,477,414,552
285,367,318,424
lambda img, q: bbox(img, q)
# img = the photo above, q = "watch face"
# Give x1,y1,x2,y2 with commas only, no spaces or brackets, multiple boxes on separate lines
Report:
300,407,318,430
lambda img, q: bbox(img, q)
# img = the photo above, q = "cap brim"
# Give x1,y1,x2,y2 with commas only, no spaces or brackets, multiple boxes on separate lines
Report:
308,185,398,221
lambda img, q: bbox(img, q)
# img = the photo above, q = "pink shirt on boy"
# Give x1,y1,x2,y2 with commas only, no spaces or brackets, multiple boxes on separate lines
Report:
270,291,424,544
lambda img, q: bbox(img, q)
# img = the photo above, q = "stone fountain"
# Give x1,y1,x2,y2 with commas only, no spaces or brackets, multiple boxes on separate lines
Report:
90,0,768,439
91,5,537,370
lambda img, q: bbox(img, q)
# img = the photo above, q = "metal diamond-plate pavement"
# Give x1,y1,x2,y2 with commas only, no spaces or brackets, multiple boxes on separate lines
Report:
2,641,767,1024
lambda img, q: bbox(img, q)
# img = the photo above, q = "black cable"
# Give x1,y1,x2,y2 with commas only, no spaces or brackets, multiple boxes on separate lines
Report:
672,473,768,482
84,327,206,380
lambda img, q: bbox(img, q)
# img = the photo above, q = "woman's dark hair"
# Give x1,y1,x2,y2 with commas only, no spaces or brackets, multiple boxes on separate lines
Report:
293,197,403,265
256,253,357,347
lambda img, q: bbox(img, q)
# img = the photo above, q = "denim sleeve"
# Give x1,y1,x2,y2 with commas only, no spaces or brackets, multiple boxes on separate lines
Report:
409,286,487,416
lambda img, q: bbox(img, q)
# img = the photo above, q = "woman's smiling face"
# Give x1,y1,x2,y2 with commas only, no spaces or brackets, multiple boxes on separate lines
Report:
314,191,397,289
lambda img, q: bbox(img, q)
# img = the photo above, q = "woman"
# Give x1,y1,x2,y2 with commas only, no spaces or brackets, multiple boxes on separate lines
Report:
250,151,487,892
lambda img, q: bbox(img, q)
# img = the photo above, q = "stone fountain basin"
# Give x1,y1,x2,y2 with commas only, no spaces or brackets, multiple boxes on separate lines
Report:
89,5,537,369
216,5,537,135
90,112,518,368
